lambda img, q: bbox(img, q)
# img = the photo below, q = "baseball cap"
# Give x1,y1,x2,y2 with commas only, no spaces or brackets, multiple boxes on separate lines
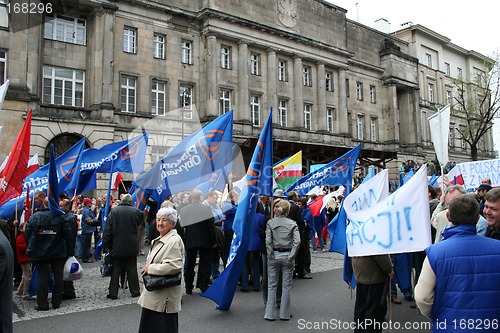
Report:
83,198,93,204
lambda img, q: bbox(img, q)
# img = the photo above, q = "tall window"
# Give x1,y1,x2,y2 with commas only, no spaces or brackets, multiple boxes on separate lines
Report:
44,14,86,45
0,0,8,28
326,107,334,133
426,53,432,67
250,95,260,126
445,62,450,75
325,72,333,91
153,33,165,59
457,67,462,77
278,99,287,127
43,66,84,107
369,85,376,103
151,80,166,116
250,53,260,75
303,66,312,86
278,59,287,81
123,27,136,53
179,85,192,119
446,90,452,105
181,40,192,64
120,75,136,112
370,118,377,142
428,83,434,103
221,46,231,69
449,126,455,147
357,114,364,140
0,50,5,85
219,88,231,114
303,104,312,130
356,82,363,101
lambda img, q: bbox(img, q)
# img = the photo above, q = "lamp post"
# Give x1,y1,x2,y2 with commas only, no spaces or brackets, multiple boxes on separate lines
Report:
181,89,188,139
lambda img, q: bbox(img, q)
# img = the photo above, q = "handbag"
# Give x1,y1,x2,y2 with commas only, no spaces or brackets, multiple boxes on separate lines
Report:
63,256,83,281
142,243,182,291
100,252,113,277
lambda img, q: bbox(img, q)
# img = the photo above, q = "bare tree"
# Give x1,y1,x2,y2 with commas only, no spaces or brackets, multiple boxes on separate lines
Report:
453,54,499,160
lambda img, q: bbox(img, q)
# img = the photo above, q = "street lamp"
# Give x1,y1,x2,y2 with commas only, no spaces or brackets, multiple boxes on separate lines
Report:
180,88,190,139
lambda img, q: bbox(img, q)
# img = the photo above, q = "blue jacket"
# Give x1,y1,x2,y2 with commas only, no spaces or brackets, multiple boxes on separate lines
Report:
425,224,500,332
221,201,237,232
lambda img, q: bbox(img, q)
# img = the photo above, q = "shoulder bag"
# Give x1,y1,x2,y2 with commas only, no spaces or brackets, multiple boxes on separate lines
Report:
142,242,181,291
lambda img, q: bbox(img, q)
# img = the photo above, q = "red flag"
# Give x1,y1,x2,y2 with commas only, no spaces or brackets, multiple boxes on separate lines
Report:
111,171,123,192
308,196,325,218
0,109,32,206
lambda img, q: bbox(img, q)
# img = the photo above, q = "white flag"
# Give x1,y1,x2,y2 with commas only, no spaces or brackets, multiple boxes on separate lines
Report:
344,169,389,215
346,165,431,256
0,80,9,111
428,104,450,167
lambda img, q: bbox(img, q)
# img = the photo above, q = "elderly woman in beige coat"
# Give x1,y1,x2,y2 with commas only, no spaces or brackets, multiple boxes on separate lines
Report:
138,207,184,333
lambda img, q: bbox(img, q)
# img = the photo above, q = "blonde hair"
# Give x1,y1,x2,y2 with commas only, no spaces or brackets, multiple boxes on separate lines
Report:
273,199,290,216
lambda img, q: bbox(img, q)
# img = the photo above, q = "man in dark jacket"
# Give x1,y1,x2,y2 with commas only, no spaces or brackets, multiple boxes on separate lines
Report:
0,231,13,332
25,205,71,311
60,198,78,300
102,194,144,299
484,187,500,240
180,190,216,294
286,191,311,279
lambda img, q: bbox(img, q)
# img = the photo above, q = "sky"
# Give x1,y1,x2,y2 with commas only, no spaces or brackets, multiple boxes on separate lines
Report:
327,0,500,154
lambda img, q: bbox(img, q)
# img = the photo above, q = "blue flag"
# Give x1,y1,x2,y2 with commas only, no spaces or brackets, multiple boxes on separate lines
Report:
66,133,149,194
428,174,438,186
0,137,85,218
195,144,239,196
288,145,361,197
201,110,273,310
94,158,115,261
133,111,233,203
47,145,64,216
129,183,149,211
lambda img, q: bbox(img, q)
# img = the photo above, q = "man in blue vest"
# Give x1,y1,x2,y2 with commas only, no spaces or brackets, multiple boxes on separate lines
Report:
415,194,500,332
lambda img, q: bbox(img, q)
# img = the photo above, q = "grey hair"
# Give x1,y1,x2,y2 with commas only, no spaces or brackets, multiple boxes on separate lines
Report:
156,207,178,226
121,194,132,204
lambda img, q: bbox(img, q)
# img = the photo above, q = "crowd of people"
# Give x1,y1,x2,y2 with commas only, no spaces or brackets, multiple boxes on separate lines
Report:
1,172,500,333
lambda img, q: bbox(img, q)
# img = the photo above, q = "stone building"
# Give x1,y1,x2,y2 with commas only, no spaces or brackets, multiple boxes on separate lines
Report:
0,0,495,190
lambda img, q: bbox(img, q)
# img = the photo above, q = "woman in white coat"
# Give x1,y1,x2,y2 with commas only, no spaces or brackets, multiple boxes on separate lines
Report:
138,207,185,333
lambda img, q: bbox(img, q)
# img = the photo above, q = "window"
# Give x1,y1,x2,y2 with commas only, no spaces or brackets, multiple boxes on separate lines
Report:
346,79,350,98
250,95,260,126
120,75,136,112
219,88,231,114
0,50,5,85
426,53,432,67
278,59,287,81
357,115,364,140
0,0,8,28
181,40,192,64
179,85,192,119
278,99,287,127
369,85,376,103
303,104,312,130
221,46,231,69
356,82,363,101
460,125,466,149
153,33,165,59
326,72,333,91
370,118,377,142
250,53,260,75
428,83,434,103
44,14,86,45
449,126,455,147
457,67,462,77
42,66,84,107
445,62,450,75
303,66,312,86
123,27,136,53
446,90,452,105
326,108,334,133
151,80,166,116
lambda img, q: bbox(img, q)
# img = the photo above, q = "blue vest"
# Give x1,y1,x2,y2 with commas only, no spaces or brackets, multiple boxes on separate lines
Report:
425,224,500,332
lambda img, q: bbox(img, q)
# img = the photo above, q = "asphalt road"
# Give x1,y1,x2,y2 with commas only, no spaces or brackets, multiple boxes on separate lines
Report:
13,267,431,333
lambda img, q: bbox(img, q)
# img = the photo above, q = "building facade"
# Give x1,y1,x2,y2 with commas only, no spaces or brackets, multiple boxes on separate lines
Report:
0,0,495,190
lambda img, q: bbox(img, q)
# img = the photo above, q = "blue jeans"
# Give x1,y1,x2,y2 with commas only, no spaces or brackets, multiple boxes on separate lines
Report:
264,254,294,320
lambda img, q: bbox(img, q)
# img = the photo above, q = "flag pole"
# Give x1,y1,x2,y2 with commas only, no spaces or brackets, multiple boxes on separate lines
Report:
15,197,18,237
120,179,127,193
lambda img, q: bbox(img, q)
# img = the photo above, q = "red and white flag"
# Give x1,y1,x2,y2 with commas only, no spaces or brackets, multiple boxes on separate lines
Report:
0,109,32,206
27,153,39,175
111,171,123,192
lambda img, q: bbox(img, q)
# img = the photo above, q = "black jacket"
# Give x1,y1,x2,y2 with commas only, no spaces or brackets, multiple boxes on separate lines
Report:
180,202,216,249
65,211,78,257
25,208,70,260
102,203,144,257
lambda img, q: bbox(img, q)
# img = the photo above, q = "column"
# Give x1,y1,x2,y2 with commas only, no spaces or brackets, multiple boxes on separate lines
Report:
413,89,422,148
338,69,348,135
206,33,218,118
391,85,400,142
316,62,326,131
293,55,303,128
267,48,277,122
237,40,249,122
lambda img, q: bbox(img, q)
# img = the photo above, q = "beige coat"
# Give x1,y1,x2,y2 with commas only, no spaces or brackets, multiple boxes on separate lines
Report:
137,229,185,313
